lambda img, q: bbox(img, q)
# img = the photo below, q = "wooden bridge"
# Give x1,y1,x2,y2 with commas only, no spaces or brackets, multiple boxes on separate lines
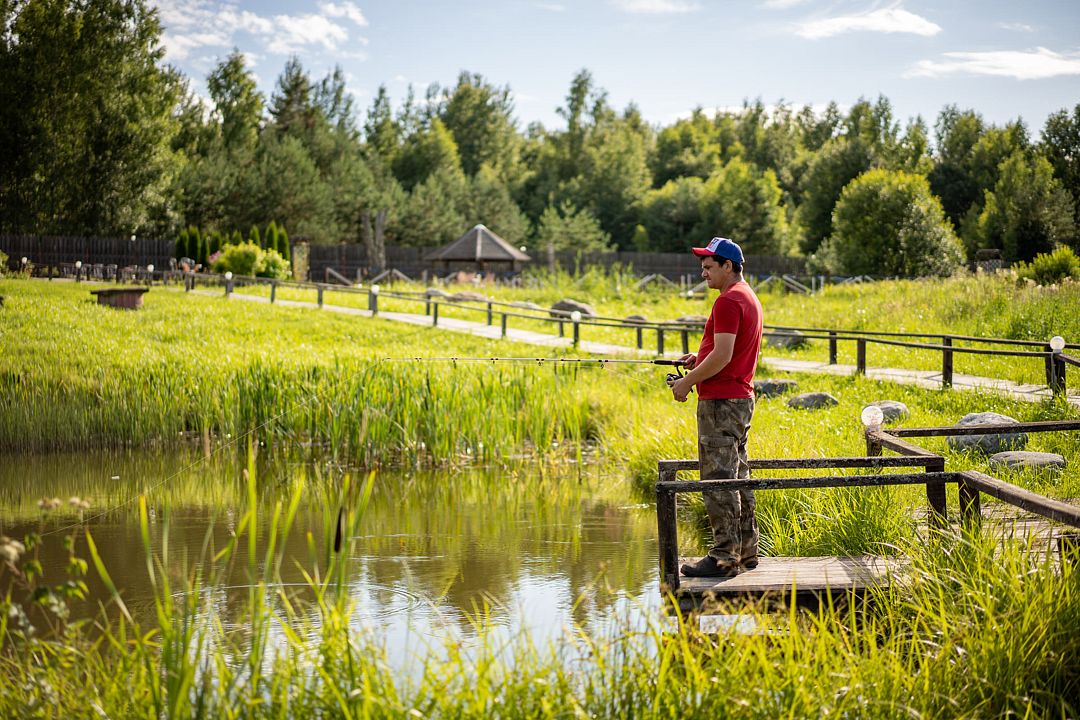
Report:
656,419,1080,611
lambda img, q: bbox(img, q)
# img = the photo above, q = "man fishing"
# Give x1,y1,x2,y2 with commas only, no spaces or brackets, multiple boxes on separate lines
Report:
668,237,764,578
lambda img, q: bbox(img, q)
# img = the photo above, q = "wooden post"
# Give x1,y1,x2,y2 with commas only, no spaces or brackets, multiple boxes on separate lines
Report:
828,331,837,365
681,329,689,355
1045,344,1055,390
558,320,564,337
926,456,948,526
501,312,508,337
657,328,665,357
856,338,866,374
487,302,493,325
1057,356,1067,395
865,429,883,457
432,302,439,326
656,489,679,592
636,326,644,350
425,297,431,316
573,317,580,347
270,281,277,303
942,336,953,388
958,476,981,528
317,285,324,308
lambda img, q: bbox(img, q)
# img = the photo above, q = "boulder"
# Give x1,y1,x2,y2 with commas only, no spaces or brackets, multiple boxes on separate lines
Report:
550,299,596,318
989,451,1066,473
947,412,1029,455
754,379,799,398
624,314,650,325
866,400,910,424
510,301,544,312
786,392,839,410
448,291,488,302
674,315,708,326
425,288,450,299
766,330,810,350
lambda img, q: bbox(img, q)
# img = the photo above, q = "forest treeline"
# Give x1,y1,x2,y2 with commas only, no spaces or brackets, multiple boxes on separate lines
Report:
2,0,1078,275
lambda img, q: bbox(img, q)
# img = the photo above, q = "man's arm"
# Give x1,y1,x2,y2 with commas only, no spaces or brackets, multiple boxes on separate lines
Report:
671,333,735,402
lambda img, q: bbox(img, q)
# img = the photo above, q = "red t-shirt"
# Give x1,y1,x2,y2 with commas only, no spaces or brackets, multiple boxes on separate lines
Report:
696,282,763,399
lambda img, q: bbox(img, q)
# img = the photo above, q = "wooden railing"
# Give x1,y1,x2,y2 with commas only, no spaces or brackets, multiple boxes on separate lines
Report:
67,268,1076,395
656,419,1080,591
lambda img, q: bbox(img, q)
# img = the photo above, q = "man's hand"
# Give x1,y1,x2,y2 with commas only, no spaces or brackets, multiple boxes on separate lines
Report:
670,375,693,402
677,352,697,370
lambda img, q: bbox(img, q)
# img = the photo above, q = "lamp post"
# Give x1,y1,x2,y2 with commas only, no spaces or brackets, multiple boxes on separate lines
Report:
370,284,380,315
1049,336,1067,394
75,260,82,282
861,405,885,455
224,271,233,296
146,264,154,286
570,310,581,347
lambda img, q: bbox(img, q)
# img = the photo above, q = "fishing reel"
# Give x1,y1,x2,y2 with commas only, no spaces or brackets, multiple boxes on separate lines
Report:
665,364,685,387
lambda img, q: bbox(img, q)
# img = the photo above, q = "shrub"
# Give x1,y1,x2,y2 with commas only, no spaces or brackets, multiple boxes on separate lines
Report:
210,242,290,279
819,169,964,277
1015,246,1080,285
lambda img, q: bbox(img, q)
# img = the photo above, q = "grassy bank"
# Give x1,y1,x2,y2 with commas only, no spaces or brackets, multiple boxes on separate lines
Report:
0,280,597,460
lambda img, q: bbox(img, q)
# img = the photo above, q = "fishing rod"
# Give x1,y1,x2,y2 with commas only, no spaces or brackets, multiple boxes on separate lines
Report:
382,356,691,383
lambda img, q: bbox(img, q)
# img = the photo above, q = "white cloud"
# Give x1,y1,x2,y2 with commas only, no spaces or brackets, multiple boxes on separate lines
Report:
152,1,369,63
906,47,1080,80
319,1,369,27
267,13,349,54
796,7,941,39
998,22,1035,33
610,0,700,15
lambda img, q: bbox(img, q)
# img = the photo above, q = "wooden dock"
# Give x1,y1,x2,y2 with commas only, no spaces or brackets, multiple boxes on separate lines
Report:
673,556,895,610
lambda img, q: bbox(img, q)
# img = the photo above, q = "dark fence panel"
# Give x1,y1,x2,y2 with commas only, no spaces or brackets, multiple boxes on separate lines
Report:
0,234,174,271
306,243,806,281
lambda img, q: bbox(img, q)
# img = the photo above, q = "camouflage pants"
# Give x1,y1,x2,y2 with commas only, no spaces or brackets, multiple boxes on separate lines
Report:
697,397,758,564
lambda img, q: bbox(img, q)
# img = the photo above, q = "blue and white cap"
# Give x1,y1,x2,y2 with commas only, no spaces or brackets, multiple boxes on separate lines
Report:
691,237,744,264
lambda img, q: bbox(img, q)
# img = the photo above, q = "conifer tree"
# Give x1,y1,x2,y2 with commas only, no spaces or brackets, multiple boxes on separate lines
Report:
278,225,291,261
176,228,189,260
249,224,262,248
231,229,243,246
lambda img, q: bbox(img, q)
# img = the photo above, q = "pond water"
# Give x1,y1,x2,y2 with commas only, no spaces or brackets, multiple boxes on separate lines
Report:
0,448,666,669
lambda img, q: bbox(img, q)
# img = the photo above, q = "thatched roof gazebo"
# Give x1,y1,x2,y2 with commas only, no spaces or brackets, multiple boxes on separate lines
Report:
424,224,531,274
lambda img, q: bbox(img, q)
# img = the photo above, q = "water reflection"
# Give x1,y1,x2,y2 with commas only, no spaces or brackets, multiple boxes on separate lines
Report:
0,448,663,666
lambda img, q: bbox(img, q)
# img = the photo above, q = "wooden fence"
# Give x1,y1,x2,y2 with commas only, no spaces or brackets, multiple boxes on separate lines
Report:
306,244,807,281
0,234,174,271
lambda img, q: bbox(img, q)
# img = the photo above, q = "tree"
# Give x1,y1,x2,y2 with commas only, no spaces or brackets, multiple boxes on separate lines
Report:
206,50,263,153
464,165,530,244
652,110,724,186
248,224,262,248
0,0,181,235
395,167,468,247
699,158,792,256
820,169,963,276
363,85,399,166
536,201,612,269
392,118,463,192
796,137,873,253
636,177,706,252
268,56,317,138
1040,104,1080,225
967,152,1076,262
436,71,519,177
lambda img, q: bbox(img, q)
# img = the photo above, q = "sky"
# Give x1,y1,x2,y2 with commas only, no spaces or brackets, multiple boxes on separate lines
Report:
154,0,1080,138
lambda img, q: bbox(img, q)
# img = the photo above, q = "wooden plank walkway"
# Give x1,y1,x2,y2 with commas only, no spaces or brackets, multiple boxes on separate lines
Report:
674,556,895,607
